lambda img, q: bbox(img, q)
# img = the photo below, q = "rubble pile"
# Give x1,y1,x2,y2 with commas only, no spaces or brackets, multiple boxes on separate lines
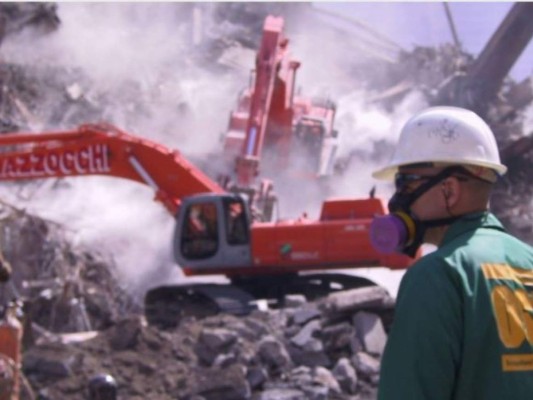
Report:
353,44,471,97
0,197,394,399
23,285,393,400
0,196,394,399
0,200,139,335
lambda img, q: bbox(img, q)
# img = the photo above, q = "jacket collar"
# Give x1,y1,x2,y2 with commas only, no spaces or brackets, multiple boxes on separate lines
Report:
440,211,505,246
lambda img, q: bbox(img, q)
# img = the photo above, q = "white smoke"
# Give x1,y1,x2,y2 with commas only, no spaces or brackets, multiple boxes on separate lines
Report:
0,3,490,299
0,3,239,297
5,4,187,84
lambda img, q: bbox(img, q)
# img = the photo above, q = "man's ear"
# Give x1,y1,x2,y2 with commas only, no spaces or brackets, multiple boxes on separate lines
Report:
441,177,461,207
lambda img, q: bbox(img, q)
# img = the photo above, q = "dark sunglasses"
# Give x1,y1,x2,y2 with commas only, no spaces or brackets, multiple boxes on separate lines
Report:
394,173,435,190
394,171,469,190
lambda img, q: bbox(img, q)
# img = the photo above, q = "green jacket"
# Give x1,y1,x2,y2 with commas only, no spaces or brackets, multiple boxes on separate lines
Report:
378,212,533,400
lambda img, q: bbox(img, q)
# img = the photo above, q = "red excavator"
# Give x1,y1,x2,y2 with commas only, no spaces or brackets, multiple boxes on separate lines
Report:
0,123,414,327
220,16,339,221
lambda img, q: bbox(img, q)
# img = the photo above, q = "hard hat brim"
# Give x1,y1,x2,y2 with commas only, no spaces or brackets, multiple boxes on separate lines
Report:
372,159,508,181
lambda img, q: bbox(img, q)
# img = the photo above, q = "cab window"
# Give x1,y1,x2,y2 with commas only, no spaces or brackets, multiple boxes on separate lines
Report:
181,202,219,259
224,199,249,245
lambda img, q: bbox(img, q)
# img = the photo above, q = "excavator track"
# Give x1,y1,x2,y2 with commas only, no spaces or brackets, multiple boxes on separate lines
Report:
144,284,257,329
232,273,378,302
144,273,379,328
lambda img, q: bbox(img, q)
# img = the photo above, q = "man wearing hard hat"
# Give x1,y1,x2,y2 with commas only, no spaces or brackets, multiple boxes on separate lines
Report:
370,106,533,400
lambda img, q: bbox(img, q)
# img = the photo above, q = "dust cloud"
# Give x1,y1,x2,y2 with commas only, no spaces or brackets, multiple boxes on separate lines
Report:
0,3,240,296
0,3,426,298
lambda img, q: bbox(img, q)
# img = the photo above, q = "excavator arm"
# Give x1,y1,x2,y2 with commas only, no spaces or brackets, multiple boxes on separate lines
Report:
221,15,340,221
223,15,338,209
235,15,298,187
0,123,224,215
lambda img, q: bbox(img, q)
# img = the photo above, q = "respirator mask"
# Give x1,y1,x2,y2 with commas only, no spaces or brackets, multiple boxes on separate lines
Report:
370,166,466,257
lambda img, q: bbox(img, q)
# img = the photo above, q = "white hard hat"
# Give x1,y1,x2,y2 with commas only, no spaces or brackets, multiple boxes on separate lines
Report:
372,106,507,180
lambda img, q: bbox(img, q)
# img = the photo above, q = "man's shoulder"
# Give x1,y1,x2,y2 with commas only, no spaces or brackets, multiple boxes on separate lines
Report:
403,241,475,285
402,250,454,285
441,222,533,262
396,250,463,306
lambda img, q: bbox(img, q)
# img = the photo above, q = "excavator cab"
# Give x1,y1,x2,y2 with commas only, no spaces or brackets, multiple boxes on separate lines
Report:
295,118,325,149
173,194,253,270
294,116,339,177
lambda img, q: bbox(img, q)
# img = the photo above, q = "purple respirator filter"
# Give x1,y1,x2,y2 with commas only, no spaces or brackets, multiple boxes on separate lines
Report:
370,214,408,254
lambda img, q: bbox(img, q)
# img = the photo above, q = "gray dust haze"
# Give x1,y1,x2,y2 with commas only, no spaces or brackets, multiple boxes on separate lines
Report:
2,3,516,298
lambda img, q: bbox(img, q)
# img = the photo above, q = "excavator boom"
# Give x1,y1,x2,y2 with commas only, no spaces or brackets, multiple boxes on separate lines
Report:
234,16,295,187
0,123,224,215
222,15,339,201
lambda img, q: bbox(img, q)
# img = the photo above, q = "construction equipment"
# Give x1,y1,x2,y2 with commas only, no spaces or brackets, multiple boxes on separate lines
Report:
0,123,415,327
220,16,339,221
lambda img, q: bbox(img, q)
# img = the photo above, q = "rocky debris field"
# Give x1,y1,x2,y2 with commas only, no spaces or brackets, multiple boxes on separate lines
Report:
0,198,393,400
0,2,531,399
0,200,394,399
25,286,394,400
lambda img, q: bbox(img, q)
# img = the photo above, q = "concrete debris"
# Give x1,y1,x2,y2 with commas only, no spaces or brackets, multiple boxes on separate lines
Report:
332,357,358,395
318,286,394,318
284,294,308,310
290,319,321,348
189,364,251,400
507,77,533,111
352,312,387,356
258,335,293,373
290,303,323,325
195,327,239,366
0,201,139,333
19,289,393,399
